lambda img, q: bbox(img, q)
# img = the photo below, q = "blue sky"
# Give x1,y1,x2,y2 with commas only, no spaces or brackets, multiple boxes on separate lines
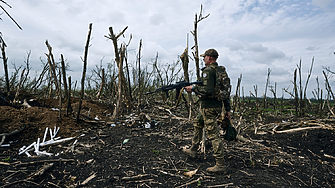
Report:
1,0,335,98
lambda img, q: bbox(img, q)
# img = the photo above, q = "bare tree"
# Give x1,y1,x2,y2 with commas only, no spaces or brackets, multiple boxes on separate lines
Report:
45,40,59,96
76,23,93,123
105,26,132,119
137,39,142,115
191,4,210,81
0,35,9,94
264,68,271,108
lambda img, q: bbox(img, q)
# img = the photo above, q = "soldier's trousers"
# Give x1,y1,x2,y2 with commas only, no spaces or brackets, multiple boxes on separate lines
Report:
192,107,224,160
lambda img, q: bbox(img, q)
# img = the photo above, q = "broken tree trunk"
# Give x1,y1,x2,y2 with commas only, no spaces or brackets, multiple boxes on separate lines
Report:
137,39,143,115
323,70,335,106
294,68,299,118
58,68,62,121
190,5,210,154
76,23,93,123
191,5,210,81
303,57,314,114
264,68,271,109
45,40,59,96
67,76,72,116
60,54,68,102
13,68,26,103
96,68,105,98
180,35,192,119
105,26,131,119
1,37,10,95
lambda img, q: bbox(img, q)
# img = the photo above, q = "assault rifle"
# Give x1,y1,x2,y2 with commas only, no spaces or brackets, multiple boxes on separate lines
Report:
145,80,203,98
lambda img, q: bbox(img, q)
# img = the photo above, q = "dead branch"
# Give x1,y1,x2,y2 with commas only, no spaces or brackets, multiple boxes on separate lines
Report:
0,2,22,30
288,173,308,187
14,158,74,167
158,170,185,179
324,154,335,160
80,173,96,185
27,163,54,179
206,183,234,188
47,181,62,188
121,174,150,181
274,126,322,134
175,176,202,188
0,162,10,165
29,63,48,93
0,126,25,146
0,179,39,188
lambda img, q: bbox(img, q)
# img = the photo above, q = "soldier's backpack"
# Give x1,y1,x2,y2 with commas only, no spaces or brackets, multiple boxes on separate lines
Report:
210,65,231,101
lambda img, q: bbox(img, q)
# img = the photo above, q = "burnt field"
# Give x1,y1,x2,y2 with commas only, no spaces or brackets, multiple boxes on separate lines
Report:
0,93,334,188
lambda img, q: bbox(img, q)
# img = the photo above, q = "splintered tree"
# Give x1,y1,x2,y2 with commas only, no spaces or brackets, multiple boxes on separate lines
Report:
76,23,93,123
105,26,133,119
180,34,193,119
190,4,210,154
0,36,10,94
45,40,60,96
191,4,210,81
1,0,22,96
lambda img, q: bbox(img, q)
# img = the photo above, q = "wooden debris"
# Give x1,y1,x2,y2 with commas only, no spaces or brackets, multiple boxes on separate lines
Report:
0,179,40,188
308,149,321,158
27,163,54,179
2,170,22,181
239,170,255,176
175,176,203,188
274,126,322,134
48,181,62,188
0,162,10,166
206,183,234,187
121,174,150,181
80,173,96,185
158,170,185,179
324,154,335,160
288,173,308,187
14,158,74,167
183,166,200,177
126,179,154,183
0,127,25,146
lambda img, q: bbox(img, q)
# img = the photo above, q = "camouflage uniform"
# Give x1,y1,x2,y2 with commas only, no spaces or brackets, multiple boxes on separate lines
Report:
191,62,231,161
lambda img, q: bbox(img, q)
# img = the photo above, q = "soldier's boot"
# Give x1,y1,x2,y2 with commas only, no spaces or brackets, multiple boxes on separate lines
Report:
206,158,227,174
182,145,198,159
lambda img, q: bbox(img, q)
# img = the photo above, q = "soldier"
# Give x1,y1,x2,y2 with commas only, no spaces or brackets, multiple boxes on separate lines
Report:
184,48,231,173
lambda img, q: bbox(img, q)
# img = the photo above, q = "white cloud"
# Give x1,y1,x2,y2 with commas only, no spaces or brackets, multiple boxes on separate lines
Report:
311,0,335,9
1,0,335,98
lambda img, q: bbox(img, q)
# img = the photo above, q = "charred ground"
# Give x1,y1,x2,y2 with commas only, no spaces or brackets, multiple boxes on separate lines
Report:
0,92,334,188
